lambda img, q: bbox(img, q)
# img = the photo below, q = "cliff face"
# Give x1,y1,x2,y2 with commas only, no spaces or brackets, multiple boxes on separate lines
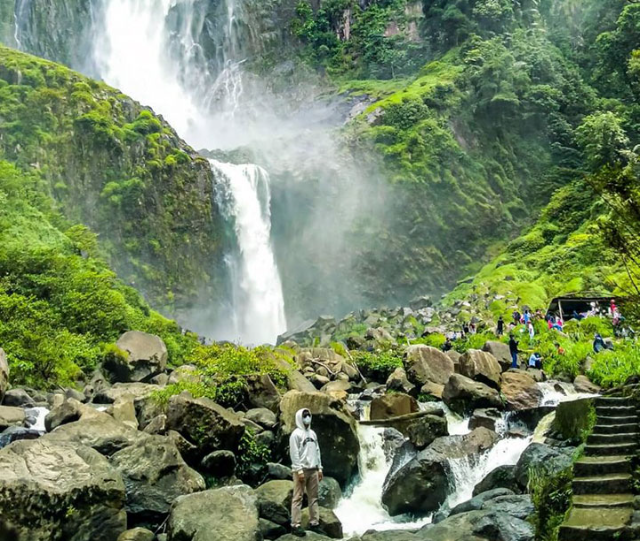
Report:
0,46,225,314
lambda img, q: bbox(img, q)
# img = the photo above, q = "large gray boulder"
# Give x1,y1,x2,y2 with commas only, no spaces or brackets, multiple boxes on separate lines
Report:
500,372,542,411
442,374,502,415
0,349,8,403
514,443,573,488
370,393,418,420
118,528,154,541
104,331,168,383
382,428,498,516
45,398,84,432
473,465,521,496
166,394,245,460
0,439,126,540
482,341,512,373
406,346,455,397
407,414,448,450
110,436,205,525
167,485,260,541
0,406,25,430
386,367,416,396
280,391,359,486
458,350,501,389
43,409,146,456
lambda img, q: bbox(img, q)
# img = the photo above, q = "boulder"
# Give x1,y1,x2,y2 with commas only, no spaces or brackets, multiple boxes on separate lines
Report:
482,341,512,372
473,465,521,496
386,368,416,396
259,518,286,540
3,388,35,407
267,462,292,481
481,494,534,519
118,528,155,541
416,510,534,541
445,349,462,371
166,394,245,459
469,408,502,432
406,346,455,389
458,350,501,389
382,429,498,516
0,349,8,403
246,375,281,413
168,365,200,385
321,380,352,394
318,476,342,509
0,406,25,430
514,443,573,488
448,488,514,517
0,439,126,540
279,391,359,486
277,533,332,541
365,327,396,345
104,331,168,383
110,436,205,525
407,414,448,450
500,372,543,410
64,388,86,403
45,399,84,432
201,450,237,478
370,393,418,420
0,426,40,448
256,480,294,511
44,409,146,456
574,375,600,394
167,485,260,541
95,382,161,404
111,396,139,429
442,374,502,415
143,414,167,435
301,507,343,538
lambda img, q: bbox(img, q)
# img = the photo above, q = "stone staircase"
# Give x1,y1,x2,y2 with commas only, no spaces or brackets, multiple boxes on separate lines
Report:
559,396,639,541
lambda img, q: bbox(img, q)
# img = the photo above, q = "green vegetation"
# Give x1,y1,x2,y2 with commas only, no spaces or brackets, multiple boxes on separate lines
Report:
553,399,596,443
352,349,403,382
0,46,223,312
0,159,196,388
529,464,574,541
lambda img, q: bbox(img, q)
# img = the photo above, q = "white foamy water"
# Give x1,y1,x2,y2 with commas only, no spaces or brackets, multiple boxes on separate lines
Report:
538,380,598,406
334,425,430,536
211,160,286,344
24,407,49,433
93,0,287,344
445,434,532,509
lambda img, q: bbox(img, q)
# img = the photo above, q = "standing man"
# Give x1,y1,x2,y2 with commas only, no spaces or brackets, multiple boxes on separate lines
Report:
496,315,504,336
509,334,519,369
290,408,323,536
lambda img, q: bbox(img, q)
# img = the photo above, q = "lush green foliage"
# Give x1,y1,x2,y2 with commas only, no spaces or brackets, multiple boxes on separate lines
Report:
588,343,640,388
150,343,291,408
236,430,272,484
0,46,222,312
352,349,403,382
0,159,196,388
529,464,574,541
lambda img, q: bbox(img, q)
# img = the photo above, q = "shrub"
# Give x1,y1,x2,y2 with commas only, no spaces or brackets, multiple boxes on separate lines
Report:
529,465,573,541
352,350,403,382
588,344,640,388
236,430,271,485
553,398,596,442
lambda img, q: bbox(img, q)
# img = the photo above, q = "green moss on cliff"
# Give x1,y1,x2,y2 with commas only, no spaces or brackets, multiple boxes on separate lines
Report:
0,46,223,313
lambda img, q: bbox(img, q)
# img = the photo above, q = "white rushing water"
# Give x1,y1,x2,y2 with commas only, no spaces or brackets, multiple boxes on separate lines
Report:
93,0,287,344
538,380,598,406
211,160,286,344
334,425,431,536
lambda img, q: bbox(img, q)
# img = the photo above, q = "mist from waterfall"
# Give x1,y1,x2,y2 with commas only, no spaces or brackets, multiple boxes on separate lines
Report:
93,0,287,344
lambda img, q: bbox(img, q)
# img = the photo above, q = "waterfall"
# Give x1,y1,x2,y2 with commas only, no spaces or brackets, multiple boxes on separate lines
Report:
92,0,287,343
211,160,286,344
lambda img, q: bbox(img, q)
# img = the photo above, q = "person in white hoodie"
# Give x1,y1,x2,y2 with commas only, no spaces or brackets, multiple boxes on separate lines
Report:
289,407,323,536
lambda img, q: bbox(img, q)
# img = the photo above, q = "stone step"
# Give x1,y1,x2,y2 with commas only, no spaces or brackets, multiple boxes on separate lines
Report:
593,423,639,435
596,396,634,407
598,415,639,426
574,456,632,477
597,405,637,417
588,432,639,445
585,442,639,456
572,473,633,495
559,508,633,541
573,494,635,509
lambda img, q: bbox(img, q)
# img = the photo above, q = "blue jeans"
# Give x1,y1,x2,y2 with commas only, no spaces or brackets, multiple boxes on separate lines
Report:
511,351,518,368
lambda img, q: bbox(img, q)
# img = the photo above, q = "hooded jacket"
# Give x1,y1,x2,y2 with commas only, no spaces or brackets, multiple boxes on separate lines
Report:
289,408,322,474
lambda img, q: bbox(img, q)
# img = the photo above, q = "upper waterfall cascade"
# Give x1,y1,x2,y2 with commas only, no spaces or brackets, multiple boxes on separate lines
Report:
92,0,287,344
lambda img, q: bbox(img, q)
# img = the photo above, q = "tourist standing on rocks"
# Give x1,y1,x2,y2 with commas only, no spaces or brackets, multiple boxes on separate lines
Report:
512,310,521,325
509,334,519,368
290,408,323,537
496,315,504,336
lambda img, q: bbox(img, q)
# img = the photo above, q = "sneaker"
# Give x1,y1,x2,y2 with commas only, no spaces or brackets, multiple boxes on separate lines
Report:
291,525,306,537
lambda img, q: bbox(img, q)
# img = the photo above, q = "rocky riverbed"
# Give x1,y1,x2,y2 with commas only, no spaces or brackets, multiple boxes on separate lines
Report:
0,330,598,540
